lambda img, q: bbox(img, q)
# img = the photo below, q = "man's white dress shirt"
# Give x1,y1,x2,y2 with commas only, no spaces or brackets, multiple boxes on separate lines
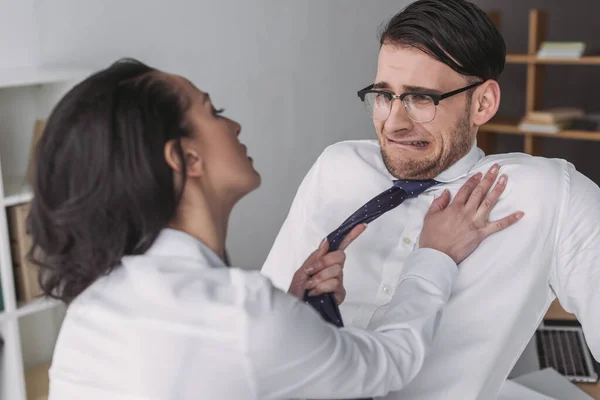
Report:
48,228,459,400
262,140,600,400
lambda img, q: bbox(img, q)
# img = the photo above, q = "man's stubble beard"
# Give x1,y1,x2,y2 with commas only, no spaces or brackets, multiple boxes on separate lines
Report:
381,110,473,180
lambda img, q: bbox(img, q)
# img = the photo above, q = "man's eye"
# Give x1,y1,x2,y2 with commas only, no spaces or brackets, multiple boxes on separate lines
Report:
411,94,431,103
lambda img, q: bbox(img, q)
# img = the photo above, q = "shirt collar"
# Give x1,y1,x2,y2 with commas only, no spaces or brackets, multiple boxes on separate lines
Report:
145,228,226,268
434,140,484,183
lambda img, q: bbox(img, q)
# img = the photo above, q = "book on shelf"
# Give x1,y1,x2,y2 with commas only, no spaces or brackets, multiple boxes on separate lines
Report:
7,202,43,302
570,116,600,132
518,120,571,134
526,107,584,124
518,107,587,134
26,119,46,185
537,41,586,59
518,108,600,134
25,362,50,400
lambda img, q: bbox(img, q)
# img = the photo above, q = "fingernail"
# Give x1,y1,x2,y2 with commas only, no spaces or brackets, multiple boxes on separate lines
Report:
308,290,317,296
319,239,327,249
491,164,499,173
305,266,314,274
515,212,524,220
474,172,483,179
435,189,447,200
498,175,507,185
304,281,313,289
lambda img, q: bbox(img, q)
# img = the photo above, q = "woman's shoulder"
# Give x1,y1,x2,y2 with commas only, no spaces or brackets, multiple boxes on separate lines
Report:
119,256,290,316
69,254,298,331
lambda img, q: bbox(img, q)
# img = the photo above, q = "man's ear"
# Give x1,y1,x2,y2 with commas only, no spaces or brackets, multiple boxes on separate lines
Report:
164,138,204,177
471,80,500,127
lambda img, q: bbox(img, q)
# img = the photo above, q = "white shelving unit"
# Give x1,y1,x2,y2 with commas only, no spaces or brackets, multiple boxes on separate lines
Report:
0,66,91,400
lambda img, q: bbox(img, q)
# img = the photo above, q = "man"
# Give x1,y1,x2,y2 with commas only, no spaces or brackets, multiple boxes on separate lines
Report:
261,0,600,399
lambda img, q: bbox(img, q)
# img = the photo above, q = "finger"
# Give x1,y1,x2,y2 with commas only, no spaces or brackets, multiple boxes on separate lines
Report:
452,172,483,205
334,287,346,305
426,189,450,216
304,264,343,290
465,164,500,210
481,211,524,237
315,238,329,257
308,278,341,297
338,223,368,251
304,251,345,275
474,174,508,221
303,239,330,272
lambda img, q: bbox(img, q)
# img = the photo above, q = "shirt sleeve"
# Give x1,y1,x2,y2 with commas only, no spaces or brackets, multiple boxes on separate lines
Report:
246,248,457,399
553,163,600,361
260,154,324,292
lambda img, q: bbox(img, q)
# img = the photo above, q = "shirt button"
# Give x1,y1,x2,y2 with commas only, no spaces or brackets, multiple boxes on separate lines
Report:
382,285,392,294
403,237,412,245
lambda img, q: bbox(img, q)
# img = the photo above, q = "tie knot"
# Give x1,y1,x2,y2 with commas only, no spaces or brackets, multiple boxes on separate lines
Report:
393,179,439,198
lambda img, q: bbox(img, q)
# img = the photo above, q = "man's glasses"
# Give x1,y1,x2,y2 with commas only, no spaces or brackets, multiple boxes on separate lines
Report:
357,81,483,123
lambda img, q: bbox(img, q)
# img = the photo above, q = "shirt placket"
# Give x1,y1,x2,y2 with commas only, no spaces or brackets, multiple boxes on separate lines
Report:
364,199,429,329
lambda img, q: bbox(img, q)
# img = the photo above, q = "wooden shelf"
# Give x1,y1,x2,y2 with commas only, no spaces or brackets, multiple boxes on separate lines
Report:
24,362,50,400
576,381,600,399
480,117,600,142
506,53,600,65
506,54,532,64
544,299,577,321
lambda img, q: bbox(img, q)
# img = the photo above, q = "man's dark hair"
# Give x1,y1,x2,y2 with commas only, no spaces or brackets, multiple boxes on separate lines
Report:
28,58,193,303
379,0,506,81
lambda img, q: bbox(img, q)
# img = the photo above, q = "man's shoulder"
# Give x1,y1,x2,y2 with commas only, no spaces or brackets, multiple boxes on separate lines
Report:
307,140,394,191
319,139,381,162
478,152,599,202
481,152,571,182
315,140,390,178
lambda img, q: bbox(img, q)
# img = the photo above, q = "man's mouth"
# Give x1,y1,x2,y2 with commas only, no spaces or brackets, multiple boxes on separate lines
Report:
398,141,429,147
387,138,431,148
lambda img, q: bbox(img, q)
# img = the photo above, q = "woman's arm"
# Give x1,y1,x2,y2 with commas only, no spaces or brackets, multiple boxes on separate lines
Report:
246,248,455,399
248,165,523,399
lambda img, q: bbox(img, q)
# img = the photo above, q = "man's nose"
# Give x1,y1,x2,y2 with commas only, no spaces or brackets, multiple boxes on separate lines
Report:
383,99,414,133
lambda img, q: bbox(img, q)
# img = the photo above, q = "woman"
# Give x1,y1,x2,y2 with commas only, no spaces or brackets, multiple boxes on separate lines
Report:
29,59,522,400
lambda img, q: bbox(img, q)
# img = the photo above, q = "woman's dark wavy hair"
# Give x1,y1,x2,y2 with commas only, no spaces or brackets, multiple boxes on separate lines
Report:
28,58,192,303
379,0,506,82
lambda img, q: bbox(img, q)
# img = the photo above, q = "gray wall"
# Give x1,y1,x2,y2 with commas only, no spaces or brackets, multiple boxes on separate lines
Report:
31,0,599,268
0,0,37,68
34,0,411,268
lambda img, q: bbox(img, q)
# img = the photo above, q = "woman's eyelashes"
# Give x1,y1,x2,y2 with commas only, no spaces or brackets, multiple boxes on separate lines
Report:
212,107,225,117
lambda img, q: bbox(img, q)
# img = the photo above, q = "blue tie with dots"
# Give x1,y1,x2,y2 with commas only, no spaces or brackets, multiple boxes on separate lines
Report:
303,179,438,400
304,180,439,324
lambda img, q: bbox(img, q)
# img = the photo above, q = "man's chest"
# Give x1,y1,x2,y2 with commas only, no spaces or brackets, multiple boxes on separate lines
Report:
309,193,436,327
321,193,558,331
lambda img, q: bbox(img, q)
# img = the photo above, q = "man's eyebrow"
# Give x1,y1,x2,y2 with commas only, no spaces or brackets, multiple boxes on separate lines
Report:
403,85,443,95
372,81,391,90
372,82,443,95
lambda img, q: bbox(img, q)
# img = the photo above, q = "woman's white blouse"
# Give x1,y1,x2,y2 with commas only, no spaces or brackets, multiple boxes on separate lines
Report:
48,228,457,400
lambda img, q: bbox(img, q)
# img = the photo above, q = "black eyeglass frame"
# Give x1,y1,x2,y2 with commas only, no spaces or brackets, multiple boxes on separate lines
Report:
357,81,483,106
